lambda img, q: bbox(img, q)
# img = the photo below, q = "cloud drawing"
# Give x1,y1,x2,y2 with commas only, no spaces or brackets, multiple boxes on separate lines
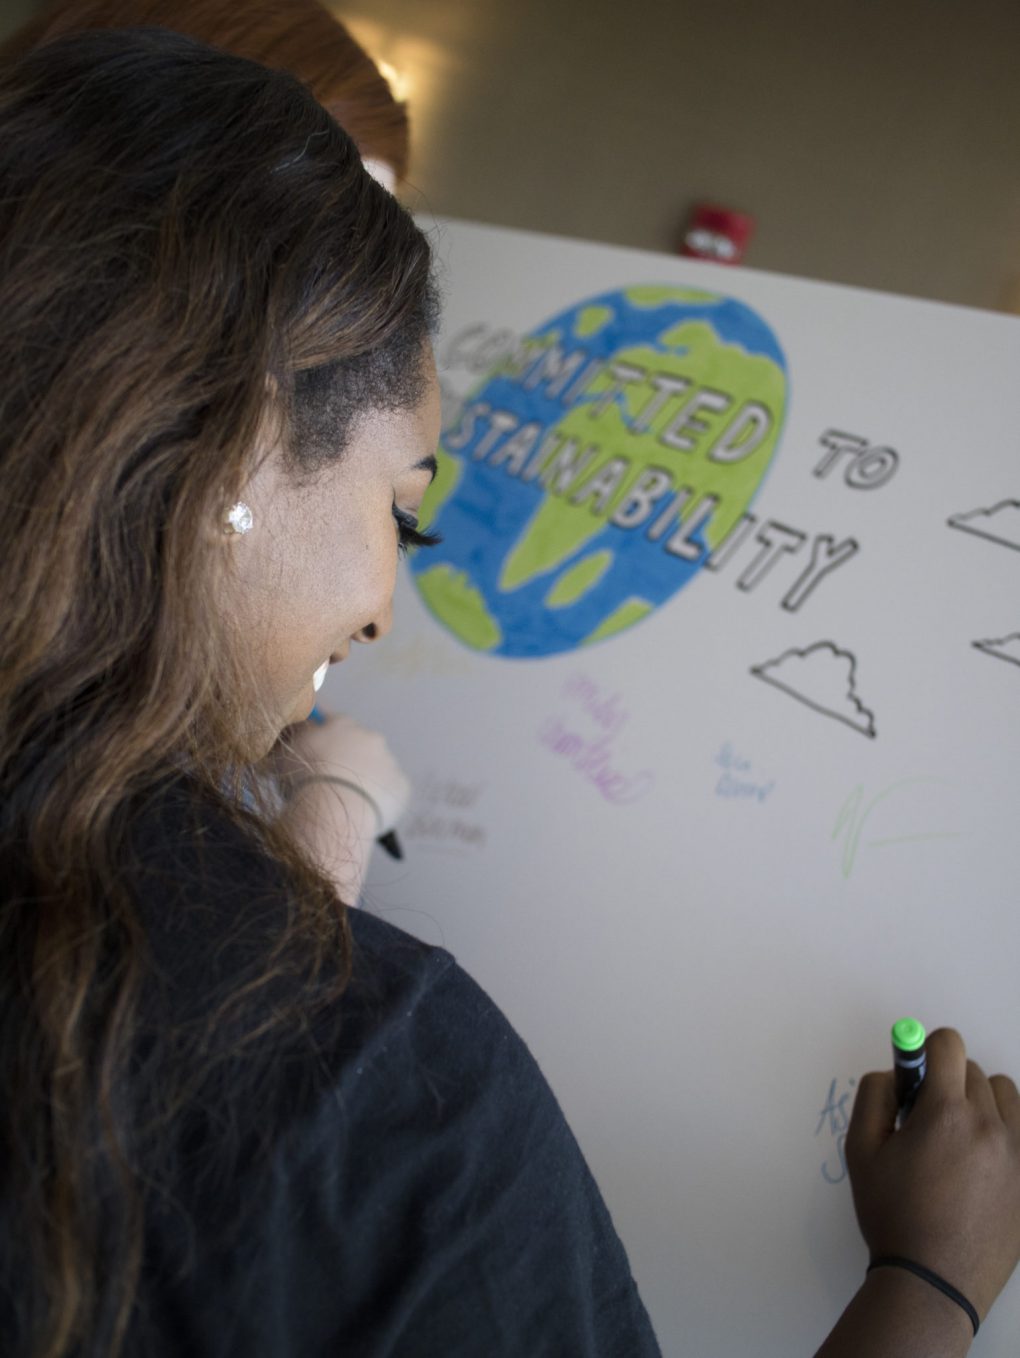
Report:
973,633,1020,669
947,500,1020,552
751,641,877,738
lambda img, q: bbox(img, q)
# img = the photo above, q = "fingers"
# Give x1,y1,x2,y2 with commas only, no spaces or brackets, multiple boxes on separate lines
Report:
846,1070,897,1166
990,1073,1020,1126
963,1057,1005,1123
905,1031,1017,1129
922,1027,967,1103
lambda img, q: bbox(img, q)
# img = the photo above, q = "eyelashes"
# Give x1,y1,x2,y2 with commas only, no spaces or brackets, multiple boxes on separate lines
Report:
394,507,442,557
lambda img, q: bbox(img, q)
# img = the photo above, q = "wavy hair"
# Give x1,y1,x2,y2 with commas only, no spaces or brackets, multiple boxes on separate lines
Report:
0,28,435,1358
0,0,411,180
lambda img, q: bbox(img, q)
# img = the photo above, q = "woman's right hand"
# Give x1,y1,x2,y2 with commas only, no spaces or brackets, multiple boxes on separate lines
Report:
845,1027,1020,1325
270,713,412,902
272,711,412,834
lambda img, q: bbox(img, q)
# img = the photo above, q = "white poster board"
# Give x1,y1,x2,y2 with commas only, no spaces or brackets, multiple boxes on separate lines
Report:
318,217,1020,1356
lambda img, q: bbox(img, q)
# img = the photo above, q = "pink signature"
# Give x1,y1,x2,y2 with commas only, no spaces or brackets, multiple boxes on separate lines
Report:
537,707,655,806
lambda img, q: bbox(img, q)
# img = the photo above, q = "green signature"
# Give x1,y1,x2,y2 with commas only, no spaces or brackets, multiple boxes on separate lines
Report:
833,778,962,879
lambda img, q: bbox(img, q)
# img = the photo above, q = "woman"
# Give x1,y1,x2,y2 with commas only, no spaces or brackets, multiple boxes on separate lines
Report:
0,28,1017,1358
0,0,408,189
0,0,421,901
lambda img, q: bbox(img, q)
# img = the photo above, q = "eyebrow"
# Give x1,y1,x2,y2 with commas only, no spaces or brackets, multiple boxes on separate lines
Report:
414,454,439,482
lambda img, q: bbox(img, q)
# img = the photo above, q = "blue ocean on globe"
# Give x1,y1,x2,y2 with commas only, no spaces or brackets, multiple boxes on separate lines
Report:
412,286,788,658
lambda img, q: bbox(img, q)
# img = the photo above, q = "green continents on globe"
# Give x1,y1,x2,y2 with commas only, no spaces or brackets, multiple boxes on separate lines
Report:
412,285,788,659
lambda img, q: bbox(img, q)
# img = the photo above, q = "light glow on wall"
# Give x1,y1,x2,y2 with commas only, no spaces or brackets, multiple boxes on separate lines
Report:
375,57,412,103
332,7,465,179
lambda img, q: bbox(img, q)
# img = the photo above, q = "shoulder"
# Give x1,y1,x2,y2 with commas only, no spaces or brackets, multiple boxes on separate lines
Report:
122,775,314,1027
121,779,660,1355
121,772,474,1101
124,771,286,904
121,776,556,1146
247,908,662,1356
123,772,475,1033
333,905,545,1130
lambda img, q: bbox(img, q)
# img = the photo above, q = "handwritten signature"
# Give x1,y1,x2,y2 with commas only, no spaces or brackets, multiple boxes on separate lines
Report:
403,773,488,853
537,674,655,806
816,1076,857,1185
714,741,776,803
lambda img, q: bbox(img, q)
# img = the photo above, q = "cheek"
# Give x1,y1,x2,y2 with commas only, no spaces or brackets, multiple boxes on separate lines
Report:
325,522,399,629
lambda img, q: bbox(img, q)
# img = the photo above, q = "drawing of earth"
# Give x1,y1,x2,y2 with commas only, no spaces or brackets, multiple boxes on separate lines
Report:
411,285,788,658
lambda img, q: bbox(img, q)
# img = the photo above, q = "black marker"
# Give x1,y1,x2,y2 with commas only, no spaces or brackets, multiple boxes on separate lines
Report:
891,1017,927,1122
307,706,403,861
376,830,403,860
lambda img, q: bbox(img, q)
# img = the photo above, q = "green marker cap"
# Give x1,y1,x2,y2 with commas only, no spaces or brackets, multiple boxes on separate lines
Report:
891,1017,926,1052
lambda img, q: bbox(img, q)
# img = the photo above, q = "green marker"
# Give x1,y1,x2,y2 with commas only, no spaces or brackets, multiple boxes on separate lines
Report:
892,1017,927,1121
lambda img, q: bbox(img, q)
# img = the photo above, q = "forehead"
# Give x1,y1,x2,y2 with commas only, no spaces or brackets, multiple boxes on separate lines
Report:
321,370,440,483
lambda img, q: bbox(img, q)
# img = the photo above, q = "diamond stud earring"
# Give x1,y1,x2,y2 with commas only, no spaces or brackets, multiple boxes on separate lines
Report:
225,501,253,535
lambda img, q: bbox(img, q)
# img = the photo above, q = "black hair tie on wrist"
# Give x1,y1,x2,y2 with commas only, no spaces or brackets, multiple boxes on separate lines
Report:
867,1256,980,1336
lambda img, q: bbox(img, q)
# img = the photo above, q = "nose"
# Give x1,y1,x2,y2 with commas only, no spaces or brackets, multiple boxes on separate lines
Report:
353,601,393,643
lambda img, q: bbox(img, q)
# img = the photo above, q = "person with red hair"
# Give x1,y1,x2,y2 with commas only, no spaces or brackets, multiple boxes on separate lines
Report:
0,0,409,188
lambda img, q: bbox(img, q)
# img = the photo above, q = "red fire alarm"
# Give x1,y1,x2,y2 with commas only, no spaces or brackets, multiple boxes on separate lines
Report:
680,203,755,265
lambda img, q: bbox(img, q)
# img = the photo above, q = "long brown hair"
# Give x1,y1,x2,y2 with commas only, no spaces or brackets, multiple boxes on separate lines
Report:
0,0,411,180
0,28,434,1358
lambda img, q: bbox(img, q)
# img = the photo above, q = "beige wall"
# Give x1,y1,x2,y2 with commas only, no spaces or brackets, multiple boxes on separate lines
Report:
3,0,1019,310
334,0,1020,312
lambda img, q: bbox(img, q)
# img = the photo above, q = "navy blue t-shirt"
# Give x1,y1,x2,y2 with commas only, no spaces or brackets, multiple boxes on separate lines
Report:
108,782,663,1357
